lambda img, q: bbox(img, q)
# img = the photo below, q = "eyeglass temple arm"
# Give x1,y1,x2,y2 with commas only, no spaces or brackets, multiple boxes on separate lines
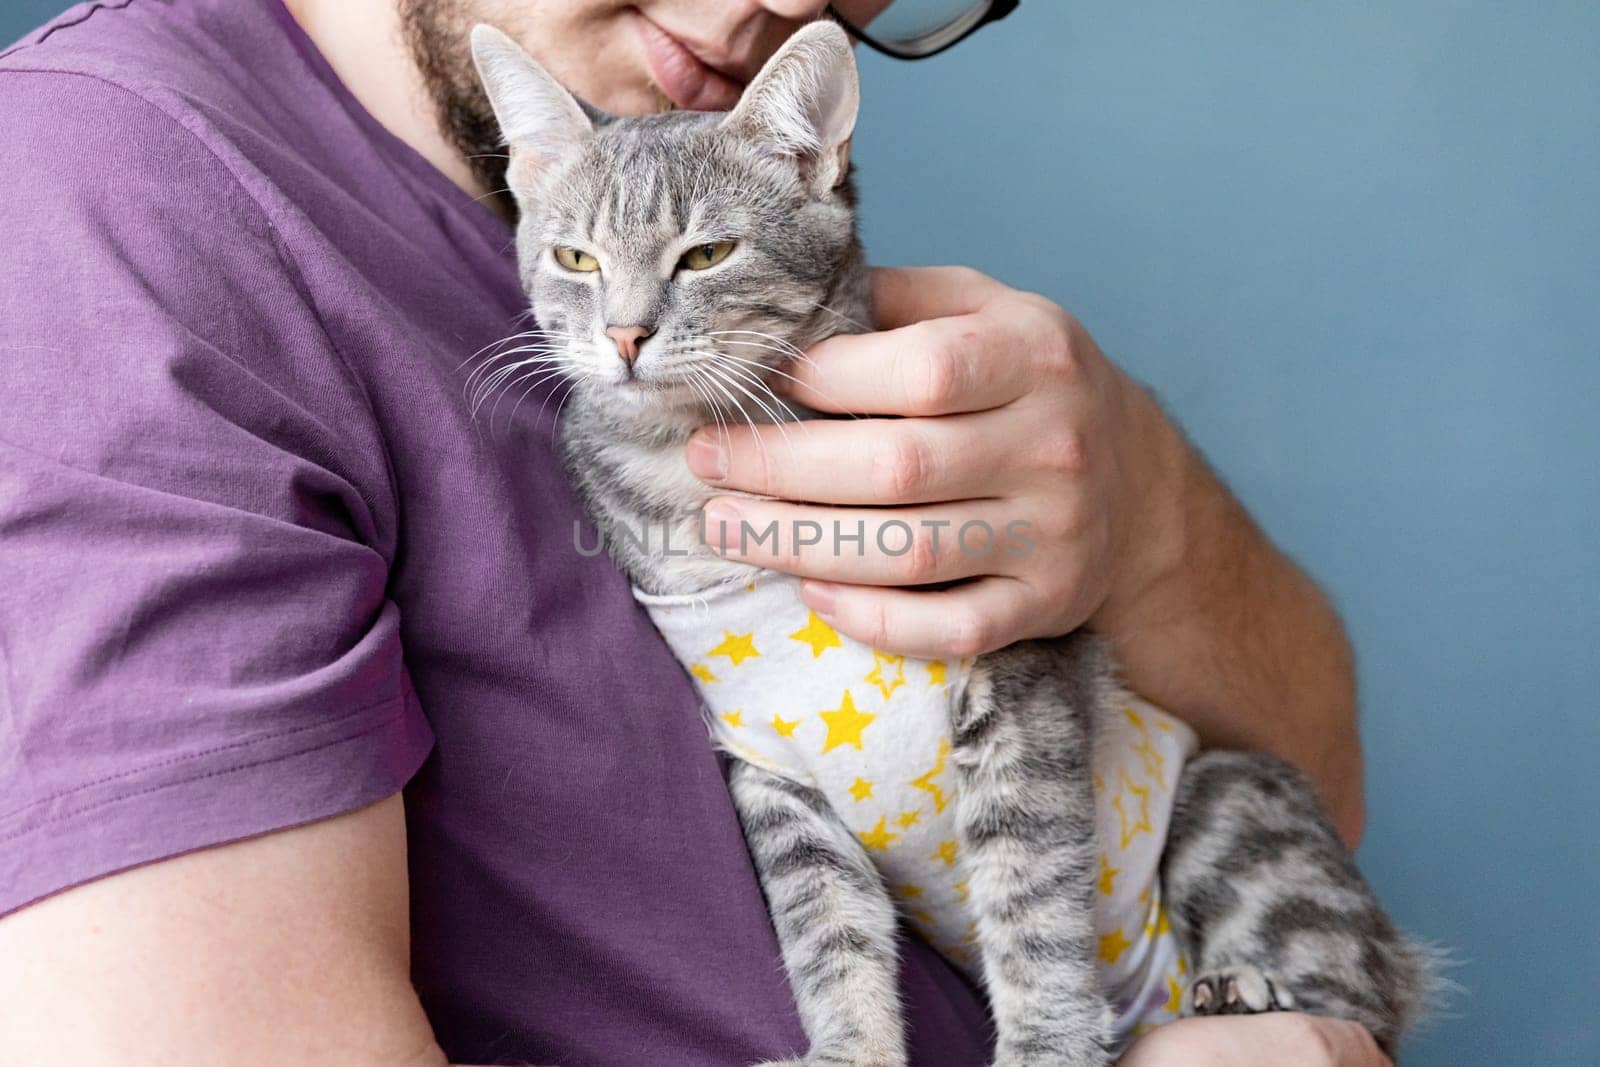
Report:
827,0,1020,62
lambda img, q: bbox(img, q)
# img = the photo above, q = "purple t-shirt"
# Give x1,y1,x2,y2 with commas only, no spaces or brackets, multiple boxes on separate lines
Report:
0,1,991,1063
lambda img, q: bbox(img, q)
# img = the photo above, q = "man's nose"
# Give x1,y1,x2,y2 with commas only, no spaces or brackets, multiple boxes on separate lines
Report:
605,324,655,364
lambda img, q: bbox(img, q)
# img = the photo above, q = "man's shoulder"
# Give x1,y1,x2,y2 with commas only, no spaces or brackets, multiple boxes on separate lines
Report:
1,1,289,208
3,0,254,103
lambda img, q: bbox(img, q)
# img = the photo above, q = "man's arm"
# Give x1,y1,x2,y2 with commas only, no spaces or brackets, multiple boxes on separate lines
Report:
1092,386,1363,842
687,266,1363,841
0,797,486,1067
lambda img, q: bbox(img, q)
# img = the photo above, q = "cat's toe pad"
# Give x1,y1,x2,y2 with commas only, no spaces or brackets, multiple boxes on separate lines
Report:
1185,965,1295,1016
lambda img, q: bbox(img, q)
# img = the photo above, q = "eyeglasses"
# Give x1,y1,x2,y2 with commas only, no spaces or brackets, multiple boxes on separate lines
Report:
827,1,1020,61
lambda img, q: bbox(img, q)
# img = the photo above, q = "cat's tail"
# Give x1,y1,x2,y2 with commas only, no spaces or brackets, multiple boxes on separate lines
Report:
1388,934,1462,1055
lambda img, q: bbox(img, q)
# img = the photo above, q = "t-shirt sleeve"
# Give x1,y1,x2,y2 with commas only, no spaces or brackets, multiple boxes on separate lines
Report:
0,70,433,914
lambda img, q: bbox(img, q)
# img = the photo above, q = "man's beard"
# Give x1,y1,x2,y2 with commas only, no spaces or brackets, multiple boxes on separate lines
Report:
398,0,513,213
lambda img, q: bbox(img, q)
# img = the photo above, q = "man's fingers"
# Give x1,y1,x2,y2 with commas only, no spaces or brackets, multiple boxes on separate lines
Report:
780,314,1031,417
797,576,1032,660
869,265,1007,330
701,497,1029,587
687,413,1015,505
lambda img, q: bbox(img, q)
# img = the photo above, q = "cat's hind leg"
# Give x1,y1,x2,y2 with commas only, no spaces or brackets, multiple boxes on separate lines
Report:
729,759,906,1067
955,636,1114,1067
1161,750,1434,1056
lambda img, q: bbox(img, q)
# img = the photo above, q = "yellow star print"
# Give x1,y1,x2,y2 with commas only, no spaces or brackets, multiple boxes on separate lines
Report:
897,884,924,899
910,737,955,813
858,816,899,852
1134,735,1167,790
864,649,906,700
1164,975,1184,1014
820,690,875,753
931,839,959,867
707,630,760,666
689,663,718,684
1099,928,1133,965
953,881,970,903
1112,767,1154,848
1123,705,1147,734
770,714,800,737
789,611,842,658
720,710,744,728
848,777,874,801
1145,903,1172,940
926,660,948,686
896,809,922,830
1098,854,1120,896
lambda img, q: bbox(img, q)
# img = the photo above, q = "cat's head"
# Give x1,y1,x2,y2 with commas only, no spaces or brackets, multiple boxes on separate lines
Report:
473,21,865,419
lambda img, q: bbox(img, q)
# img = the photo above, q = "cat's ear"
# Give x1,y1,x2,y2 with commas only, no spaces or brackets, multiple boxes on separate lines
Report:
471,24,592,186
721,20,859,192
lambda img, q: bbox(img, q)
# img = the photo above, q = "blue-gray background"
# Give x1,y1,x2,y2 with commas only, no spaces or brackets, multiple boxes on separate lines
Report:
7,2,1597,1065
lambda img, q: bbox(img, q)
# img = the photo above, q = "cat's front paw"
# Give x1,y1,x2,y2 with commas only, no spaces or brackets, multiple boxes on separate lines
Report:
1185,964,1296,1016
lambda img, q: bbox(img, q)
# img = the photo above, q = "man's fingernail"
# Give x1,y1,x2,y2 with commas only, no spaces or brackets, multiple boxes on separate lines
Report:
702,498,742,551
801,580,838,620
687,429,728,480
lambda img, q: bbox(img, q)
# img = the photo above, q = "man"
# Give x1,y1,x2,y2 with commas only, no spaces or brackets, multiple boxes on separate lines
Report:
0,1,1383,1064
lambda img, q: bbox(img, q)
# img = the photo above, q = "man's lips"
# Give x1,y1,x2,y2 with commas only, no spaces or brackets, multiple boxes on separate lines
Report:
632,15,744,111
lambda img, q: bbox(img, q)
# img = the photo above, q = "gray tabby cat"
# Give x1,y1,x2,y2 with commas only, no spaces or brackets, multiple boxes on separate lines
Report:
471,21,1433,1066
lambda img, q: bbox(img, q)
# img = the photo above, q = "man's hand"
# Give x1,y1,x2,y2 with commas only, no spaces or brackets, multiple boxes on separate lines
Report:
689,266,1365,840
691,266,1178,658
1117,1013,1393,1067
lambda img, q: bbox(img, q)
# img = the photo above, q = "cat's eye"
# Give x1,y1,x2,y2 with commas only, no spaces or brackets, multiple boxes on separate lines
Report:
679,241,736,272
554,246,600,273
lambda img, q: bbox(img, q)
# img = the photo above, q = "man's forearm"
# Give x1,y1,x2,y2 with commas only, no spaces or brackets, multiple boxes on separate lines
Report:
1094,386,1364,844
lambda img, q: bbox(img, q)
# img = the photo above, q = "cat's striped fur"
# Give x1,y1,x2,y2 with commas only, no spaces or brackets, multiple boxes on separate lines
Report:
474,20,1434,1066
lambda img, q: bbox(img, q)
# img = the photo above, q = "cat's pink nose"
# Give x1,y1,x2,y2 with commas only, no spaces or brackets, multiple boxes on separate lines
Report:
605,324,655,364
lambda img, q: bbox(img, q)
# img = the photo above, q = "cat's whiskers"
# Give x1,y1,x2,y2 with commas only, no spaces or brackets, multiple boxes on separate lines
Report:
470,353,572,419
706,329,815,366
811,301,872,334
465,335,579,393
707,344,862,421
684,353,798,454
487,364,564,428
708,365,795,447
664,339,792,427
484,365,577,427
701,355,800,429
686,360,771,456
686,366,767,464
461,334,581,405
683,367,733,445
546,373,591,448
705,330,866,416
469,349,566,398
508,363,583,430
457,328,553,375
